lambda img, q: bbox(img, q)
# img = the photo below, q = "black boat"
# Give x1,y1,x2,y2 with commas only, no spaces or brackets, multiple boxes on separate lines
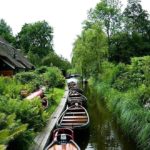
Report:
56,104,89,130
67,93,87,107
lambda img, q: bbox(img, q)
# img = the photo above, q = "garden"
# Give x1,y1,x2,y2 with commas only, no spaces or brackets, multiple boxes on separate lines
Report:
0,66,65,150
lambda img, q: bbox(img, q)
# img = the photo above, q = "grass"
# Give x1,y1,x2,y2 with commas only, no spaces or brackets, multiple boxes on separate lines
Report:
45,88,65,116
89,57,150,150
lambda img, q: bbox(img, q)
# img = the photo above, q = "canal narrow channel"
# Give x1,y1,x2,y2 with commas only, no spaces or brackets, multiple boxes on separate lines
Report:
76,84,138,150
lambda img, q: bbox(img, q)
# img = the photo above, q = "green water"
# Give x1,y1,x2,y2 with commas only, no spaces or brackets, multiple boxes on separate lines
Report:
77,85,138,150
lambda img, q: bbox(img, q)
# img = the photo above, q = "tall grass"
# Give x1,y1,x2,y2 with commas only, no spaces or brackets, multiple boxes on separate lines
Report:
90,56,150,150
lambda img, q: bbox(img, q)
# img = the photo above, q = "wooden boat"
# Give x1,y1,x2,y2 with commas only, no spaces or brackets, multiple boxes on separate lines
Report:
26,89,48,108
26,89,43,100
70,88,83,94
68,91,87,107
45,128,80,150
67,96,87,107
68,81,78,90
68,89,85,97
56,104,89,130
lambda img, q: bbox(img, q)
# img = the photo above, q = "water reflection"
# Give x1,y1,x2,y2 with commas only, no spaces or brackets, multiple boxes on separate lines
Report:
78,85,138,150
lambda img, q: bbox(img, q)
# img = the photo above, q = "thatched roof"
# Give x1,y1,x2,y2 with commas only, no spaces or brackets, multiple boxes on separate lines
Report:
0,37,34,69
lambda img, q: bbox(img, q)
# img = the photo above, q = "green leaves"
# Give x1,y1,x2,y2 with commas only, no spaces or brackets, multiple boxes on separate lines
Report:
90,56,150,150
0,145,6,150
0,19,15,44
0,130,10,144
72,23,107,78
112,56,150,91
16,21,53,66
43,67,65,88
0,113,28,149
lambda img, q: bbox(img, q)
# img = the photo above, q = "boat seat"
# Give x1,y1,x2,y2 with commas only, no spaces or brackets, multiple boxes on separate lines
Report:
63,116,87,119
66,112,86,115
61,123,85,126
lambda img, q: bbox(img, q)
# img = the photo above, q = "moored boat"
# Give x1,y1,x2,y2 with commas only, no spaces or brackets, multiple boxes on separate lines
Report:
71,88,83,94
45,128,80,150
67,96,87,107
56,104,89,130
68,90,81,97
26,89,48,108
68,81,78,90
68,91,87,107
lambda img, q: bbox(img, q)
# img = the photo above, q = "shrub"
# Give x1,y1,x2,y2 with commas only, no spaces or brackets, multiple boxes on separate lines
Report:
0,113,28,149
35,66,49,74
0,97,47,132
111,56,150,91
43,67,65,88
0,66,65,149
15,72,42,91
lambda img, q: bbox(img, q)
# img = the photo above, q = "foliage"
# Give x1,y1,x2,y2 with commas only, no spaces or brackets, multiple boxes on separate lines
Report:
72,23,108,78
0,65,65,149
15,71,42,91
43,67,65,88
0,19,15,44
88,0,122,47
67,68,76,74
45,88,65,115
16,21,53,65
0,98,46,131
0,113,28,149
35,66,49,74
0,77,31,99
86,0,150,63
89,56,150,150
41,51,71,72
112,56,150,91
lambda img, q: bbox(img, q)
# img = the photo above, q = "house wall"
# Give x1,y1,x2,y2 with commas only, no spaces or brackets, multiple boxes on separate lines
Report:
0,59,14,76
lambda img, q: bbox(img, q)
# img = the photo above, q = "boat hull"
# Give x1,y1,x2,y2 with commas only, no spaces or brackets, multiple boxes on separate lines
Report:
56,105,89,130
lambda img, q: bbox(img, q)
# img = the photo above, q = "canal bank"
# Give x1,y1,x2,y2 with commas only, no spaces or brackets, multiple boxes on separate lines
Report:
76,84,138,150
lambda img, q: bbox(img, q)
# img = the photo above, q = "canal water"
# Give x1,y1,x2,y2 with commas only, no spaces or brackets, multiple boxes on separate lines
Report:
76,84,138,150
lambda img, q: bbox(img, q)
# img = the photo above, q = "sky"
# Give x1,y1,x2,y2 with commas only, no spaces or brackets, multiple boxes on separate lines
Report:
0,0,150,61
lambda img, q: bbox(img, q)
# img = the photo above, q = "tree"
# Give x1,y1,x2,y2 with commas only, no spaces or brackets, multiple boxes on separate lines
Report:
0,19,15,43
88,0,122,48
72,23,108,78
123,0,150,36
42,51,71,72
16,21,53,58
108,0,150,63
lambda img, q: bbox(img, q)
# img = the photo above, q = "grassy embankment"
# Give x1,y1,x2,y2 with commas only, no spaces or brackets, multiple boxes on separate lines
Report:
0,66,65,150
89,56,150,150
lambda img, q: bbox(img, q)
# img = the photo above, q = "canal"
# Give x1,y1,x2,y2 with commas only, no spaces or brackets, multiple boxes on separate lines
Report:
76,84,138,150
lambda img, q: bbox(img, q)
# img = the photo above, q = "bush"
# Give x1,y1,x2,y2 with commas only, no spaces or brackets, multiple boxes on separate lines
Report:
35,66,49,74
0,97,47,131
43,67,65,88
0,66,65,149
0,112,28,149
111,56,150,91
15,72,42,91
